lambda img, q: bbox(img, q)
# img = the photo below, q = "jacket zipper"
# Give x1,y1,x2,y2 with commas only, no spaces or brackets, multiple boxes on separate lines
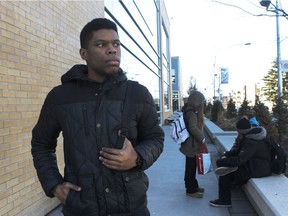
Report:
83,104,90,136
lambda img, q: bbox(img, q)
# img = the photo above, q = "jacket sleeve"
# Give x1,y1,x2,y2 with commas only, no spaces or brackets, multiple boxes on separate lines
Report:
224,148,239,158
224,135,241,157
31,90,64,197
217,138,258,167
133,87,164,171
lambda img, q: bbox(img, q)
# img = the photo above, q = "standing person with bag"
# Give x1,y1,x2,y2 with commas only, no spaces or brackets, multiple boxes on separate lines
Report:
31,18,164,216
179,90,207,198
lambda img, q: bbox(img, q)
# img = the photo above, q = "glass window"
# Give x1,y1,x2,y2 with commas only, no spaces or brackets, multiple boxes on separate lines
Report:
121,48,160,104
163,83,170,111
105,0,159,69
162,62,168,83
162,24,169,60
171,68,176,84
161,22,170,84
105,0,164,118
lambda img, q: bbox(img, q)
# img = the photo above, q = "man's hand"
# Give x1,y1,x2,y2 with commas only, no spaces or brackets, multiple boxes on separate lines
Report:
99,137,138,170
53,182,81,204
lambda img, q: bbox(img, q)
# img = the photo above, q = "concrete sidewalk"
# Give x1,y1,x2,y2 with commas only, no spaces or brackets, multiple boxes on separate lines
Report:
146,126,256,216
47,126,257,216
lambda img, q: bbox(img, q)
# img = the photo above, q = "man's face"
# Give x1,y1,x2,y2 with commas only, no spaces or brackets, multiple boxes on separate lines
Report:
80,29,121,82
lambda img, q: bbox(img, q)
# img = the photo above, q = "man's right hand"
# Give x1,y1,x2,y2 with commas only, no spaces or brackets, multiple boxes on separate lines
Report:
52,182,81,204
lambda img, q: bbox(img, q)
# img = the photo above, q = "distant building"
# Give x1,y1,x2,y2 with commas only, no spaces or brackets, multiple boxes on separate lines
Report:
228,80,271,110
171,56,184,111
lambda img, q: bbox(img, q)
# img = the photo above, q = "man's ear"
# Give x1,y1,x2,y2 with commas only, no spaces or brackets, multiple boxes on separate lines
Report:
79,48,87,60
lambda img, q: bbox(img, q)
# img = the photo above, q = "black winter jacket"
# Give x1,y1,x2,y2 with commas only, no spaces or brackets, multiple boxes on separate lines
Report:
31,65,164,216
217,126,271,180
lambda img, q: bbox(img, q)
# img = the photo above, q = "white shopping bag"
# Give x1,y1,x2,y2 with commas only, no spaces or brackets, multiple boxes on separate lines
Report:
196,152,211,175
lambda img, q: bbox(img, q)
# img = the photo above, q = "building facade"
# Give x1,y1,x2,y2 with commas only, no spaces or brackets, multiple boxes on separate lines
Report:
104,0,172,123
0,1,171,215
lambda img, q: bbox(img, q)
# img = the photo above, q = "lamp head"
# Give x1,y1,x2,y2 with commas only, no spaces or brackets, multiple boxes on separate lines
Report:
259,0,271,8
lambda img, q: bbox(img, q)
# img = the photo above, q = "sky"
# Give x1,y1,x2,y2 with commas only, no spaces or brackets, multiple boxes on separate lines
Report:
164,0,288,99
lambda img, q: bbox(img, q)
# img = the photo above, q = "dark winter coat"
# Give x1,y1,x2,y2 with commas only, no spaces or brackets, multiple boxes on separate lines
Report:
217,126,271,183
179,91,205,157
31,64,164,216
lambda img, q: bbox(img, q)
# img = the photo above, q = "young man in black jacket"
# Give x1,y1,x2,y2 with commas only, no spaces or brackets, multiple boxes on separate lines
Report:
209,117,271,207
31,18,164,216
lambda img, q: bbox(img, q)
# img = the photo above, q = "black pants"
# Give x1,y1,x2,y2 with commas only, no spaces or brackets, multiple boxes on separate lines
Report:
218,173,233,202
218,166,250,202
184,156,199,193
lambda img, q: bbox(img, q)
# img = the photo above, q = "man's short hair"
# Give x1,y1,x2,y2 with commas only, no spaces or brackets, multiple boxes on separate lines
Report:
80,18,118,48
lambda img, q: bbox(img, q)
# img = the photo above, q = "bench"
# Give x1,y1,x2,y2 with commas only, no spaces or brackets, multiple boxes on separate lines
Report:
214,135,237,154
243,175,288,216
204,119,238,141
205,119,288,216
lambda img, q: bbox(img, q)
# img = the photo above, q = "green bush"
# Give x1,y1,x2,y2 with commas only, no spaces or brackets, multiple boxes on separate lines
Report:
211,100,224,123
226,98,237,119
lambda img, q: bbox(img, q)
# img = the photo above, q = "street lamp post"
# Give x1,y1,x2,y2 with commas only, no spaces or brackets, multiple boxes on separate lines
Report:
275,0,282,97
213,73,217,100
259,0,283,98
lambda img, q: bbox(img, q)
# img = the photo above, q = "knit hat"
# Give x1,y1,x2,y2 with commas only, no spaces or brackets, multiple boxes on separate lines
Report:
236,117,251,134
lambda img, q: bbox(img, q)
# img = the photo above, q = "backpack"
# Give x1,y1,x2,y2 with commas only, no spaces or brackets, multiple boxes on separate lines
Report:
265,136,287,174
170,112,189,145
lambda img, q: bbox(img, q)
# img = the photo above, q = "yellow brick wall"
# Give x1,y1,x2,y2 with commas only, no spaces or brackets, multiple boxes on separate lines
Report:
0,1,104,215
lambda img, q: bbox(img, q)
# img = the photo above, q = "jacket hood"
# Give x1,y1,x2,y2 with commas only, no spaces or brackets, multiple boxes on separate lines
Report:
186,90,205,109
61,64,127,86
240,126,267,140
61,64,89,84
